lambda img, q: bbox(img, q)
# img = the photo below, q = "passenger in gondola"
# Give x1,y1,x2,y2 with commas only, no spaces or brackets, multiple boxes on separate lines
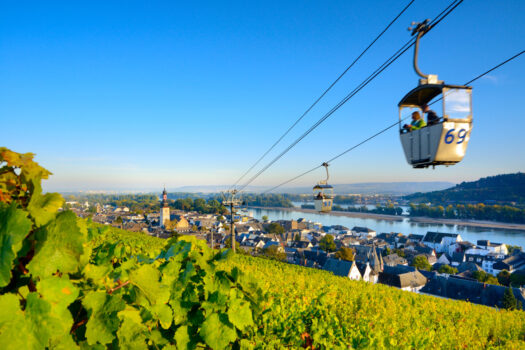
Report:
423,104,439,125
403,111,426,132
316,192,324,200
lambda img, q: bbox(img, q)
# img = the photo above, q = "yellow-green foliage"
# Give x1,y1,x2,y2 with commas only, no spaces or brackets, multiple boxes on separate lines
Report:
228,255,525,349
87,221,166,257
87,228,525,349
86,228,525,349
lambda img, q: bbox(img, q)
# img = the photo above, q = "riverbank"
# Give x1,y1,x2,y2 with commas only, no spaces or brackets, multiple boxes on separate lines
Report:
247,206,525,231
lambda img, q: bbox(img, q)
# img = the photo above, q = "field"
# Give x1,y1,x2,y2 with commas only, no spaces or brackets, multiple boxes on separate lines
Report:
92,228,525,349
228,254,525,349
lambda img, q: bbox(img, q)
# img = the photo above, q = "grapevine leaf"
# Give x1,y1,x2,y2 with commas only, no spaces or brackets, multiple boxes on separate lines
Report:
83,291,125,345
0,293,40,350
129,264,169,305
0,204,32,287
25,292,77,349
199,313,237,350
149,329,170,346
227,297,253,331
240,339,255,350
37,276,79,308
151,303,173,329
174,325,191,350
83,263,111,283
171,300,189,326
117,308,148,349
27,211,85,278
27,191,63,227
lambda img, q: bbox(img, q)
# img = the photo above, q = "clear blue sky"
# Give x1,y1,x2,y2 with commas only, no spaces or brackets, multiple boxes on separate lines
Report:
1,0,524,192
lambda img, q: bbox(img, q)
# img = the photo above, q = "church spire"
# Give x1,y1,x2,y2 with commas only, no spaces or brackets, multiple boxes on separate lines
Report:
370,243,383,273
160,186,170,227
162,186,168,208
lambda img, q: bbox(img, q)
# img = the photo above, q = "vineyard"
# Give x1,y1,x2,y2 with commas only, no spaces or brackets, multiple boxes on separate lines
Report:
1,147,524,349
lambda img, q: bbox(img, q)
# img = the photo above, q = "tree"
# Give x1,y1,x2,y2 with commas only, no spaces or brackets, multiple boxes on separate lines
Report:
165,219,178,230
217,215,224,222
262,215,269,221
267,222,284,234
438,265,458,275
383,247,392,256
262,245,286,261
506,245,522,255
191,224,198,232
472,271,499,285
497,270,511,286
411,255,432,271
193,198,207,213
502,287,518,310
393,248,405,258
510,271,525,287
319,234,336,252
294,233,301,242
334,247,355,261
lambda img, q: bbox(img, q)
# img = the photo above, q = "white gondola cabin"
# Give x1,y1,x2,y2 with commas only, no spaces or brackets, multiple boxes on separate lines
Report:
399,83,472,168
399,19,473,168
313,163,334,213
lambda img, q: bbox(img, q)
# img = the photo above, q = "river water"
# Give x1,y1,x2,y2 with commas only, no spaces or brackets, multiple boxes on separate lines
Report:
249,207,525,249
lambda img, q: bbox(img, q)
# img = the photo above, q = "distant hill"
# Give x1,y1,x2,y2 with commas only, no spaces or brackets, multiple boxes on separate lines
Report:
404,173,525,204
173,182,455,195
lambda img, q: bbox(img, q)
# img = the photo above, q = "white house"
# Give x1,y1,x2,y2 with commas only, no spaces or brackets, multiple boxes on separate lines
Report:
476,240,508,255
422,232,462,254
352,226,377,238
323,258,362,280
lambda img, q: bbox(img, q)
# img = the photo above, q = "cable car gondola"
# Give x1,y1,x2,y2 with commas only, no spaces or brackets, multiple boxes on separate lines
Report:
399,20,473,168
313,163,334,213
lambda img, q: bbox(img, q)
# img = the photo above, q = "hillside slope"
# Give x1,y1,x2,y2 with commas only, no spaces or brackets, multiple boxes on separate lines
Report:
405,173,525,204
90,227,525,348
226,255,524,349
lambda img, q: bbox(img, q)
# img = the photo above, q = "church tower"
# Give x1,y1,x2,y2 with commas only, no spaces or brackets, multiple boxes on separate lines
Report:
160,187,170,227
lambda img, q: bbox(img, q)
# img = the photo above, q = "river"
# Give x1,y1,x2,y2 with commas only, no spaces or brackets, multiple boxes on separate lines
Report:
249,207,525,248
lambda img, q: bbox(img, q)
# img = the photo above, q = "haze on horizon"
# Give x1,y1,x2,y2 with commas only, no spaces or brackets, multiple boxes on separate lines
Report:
2,1,524,192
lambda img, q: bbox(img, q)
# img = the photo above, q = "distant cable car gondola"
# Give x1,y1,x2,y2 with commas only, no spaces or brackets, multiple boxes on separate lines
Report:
399,20,473,168
313,163,334,213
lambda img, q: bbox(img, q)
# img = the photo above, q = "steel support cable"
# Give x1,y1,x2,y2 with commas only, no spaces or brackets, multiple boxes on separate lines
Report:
262,48,525,194
239,42,414,190
237,0,463,192
229,0,417,189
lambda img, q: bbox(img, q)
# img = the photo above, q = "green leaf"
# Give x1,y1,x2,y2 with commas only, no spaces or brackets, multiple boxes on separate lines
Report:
227,296,253,331
0,204,32,287
129,264,170,305
83,291,126,345
0,293,39,350
27,191,63,227
0,292,77,349
83,263,111,283
174,325,191,350
199,313,237,350
116,308,148,350
37,276,79,308
25,292,76,349
151,303,173,329
240,339,255,350
27,211,85,278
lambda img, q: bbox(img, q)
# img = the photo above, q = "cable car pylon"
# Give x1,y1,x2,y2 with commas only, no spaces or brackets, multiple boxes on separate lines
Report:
221,189,243,253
